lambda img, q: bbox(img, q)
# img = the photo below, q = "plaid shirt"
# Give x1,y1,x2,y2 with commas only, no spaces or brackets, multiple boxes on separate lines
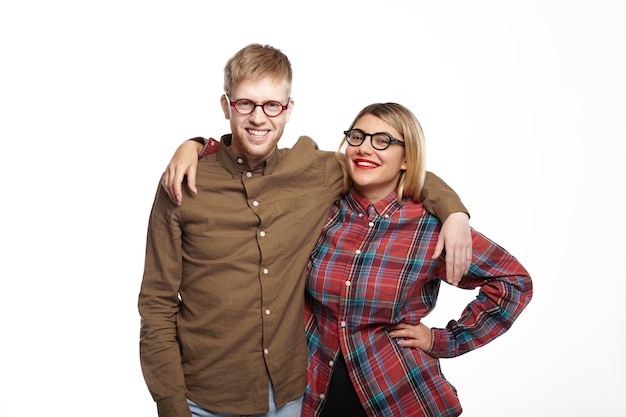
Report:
303,190,532,417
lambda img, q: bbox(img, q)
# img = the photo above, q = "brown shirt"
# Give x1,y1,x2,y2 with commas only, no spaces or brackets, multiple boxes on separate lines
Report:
139,135,467,416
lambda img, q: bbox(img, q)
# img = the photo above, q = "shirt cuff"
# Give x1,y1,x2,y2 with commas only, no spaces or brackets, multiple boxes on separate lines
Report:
197,138,219,159
427,328,454,358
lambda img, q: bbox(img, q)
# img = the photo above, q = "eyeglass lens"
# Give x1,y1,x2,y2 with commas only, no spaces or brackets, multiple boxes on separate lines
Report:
232,99,286,116
346,129,394,150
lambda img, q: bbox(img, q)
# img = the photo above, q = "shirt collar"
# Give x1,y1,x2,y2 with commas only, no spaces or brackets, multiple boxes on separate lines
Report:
217,134,278,177
348,188,400,217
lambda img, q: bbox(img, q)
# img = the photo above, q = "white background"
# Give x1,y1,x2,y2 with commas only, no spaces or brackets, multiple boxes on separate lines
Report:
1,1,624,416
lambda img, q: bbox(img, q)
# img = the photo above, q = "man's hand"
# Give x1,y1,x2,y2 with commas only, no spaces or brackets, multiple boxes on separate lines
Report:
161,140,203,205
432,212,472,286
388,322,432,352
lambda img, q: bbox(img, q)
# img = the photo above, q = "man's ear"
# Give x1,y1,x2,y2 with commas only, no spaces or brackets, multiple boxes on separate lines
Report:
284,97,295,123
220,94,230,120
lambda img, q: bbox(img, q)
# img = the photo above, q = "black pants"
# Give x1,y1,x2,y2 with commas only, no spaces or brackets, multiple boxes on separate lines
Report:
319,354,368,417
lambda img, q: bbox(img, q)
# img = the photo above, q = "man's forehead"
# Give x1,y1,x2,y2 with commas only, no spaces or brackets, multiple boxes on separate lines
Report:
230,77,290,99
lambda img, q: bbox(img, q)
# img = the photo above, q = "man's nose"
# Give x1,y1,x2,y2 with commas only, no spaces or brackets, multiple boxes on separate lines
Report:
249,105,267,122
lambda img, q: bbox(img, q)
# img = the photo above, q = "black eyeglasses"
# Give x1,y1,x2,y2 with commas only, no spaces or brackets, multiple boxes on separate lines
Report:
343,128,405,150
227,96,289,117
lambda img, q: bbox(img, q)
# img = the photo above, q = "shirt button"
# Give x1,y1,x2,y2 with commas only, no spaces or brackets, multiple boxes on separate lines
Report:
341,321,347,328
345,281,351,287
355,249,361,255
253,201,259,207
263,268,269,275
320,394,326,400
237,157,244,164
246,171,252,178
260,231,266,237
264,348,269,355
265,308,271,315
384,214,390,219
329,360,334,367
369,221,374,227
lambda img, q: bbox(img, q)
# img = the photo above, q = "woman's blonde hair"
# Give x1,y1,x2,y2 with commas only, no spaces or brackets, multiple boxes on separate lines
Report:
337,102,426,203
223,43,292,97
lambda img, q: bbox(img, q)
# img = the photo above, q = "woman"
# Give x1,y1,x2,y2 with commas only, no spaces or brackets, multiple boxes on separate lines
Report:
303,103,533,417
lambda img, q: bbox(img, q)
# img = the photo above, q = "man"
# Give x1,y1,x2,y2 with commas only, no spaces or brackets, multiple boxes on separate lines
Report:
139,43,471,417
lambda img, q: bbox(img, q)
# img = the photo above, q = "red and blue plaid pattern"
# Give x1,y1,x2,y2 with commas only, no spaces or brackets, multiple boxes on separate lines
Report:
303,190,532,417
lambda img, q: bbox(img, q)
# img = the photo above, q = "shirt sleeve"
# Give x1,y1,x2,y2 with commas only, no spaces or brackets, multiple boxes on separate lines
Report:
427,229,533,358
194,137,219,159
138,182,192,417
421,171,469,221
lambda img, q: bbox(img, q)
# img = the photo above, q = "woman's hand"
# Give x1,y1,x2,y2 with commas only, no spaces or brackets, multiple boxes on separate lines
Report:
388,322,432,352
161,140,203,205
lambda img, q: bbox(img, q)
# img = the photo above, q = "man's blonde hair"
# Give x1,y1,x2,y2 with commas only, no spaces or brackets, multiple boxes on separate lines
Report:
223,43,293,98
